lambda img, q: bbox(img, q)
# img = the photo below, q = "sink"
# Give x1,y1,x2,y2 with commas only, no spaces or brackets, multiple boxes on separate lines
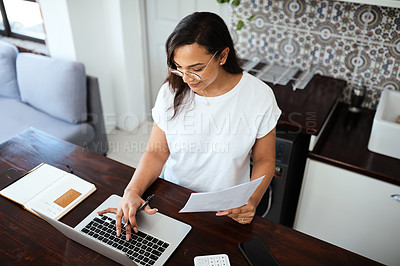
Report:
368,88,400,159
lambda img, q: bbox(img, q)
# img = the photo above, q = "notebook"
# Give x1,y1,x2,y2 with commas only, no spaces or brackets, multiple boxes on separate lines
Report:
0,163,96,220
35,194,191,266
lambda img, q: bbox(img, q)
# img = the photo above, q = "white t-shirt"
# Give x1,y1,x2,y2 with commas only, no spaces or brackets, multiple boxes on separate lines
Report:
152,71,281,192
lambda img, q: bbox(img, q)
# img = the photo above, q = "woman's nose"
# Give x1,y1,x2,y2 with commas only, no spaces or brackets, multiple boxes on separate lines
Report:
182,72,194,83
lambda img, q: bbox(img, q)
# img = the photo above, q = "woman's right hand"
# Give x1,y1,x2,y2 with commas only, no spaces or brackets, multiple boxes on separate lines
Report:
97,189,158,241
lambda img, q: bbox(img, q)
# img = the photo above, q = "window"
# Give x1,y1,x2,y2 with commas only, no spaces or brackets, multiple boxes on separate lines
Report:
0,0,45,43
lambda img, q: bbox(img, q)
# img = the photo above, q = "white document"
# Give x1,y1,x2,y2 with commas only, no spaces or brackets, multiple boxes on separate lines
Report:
179,176,265,213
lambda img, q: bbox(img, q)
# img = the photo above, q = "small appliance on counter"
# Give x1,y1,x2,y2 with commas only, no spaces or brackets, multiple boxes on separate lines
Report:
348,77,366,113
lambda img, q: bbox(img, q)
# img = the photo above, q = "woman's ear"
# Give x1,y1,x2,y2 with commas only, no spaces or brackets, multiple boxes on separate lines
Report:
219,47,230,65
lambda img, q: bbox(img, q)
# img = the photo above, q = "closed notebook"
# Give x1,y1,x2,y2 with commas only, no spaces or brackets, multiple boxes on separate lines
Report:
0,163,96,220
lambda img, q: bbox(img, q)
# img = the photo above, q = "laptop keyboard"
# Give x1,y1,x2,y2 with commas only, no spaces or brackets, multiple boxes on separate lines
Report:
80,215,169,266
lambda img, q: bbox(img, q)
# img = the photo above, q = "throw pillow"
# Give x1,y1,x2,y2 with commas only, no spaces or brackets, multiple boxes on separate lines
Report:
0,41,20,98
16,53,87,124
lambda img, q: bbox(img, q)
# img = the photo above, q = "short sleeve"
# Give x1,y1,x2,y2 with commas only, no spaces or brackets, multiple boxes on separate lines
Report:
151,83,173,131
256,90,282,139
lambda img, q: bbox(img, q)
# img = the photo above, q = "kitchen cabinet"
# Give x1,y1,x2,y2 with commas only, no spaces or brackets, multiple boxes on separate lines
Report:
294,159,400,266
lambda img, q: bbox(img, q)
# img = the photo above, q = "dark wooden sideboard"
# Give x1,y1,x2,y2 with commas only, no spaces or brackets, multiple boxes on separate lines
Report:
268,74,346,135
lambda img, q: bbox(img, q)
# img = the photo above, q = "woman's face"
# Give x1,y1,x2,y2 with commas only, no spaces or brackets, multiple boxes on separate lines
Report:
173,43,220,94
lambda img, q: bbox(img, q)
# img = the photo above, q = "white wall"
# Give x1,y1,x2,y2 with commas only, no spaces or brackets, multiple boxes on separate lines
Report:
39,0,148,132
144,0,231,105
38,0,76,59
39,0,230,132
99,0,149,132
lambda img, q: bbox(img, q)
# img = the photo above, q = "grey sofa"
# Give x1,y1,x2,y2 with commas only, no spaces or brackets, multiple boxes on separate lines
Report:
0,40,108,155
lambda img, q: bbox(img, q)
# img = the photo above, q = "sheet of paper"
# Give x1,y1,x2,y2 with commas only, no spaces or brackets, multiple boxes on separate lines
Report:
179,176,265,213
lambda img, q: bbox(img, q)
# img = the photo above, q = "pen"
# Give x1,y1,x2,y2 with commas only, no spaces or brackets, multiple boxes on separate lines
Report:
66,165,74,174
124,194,155,227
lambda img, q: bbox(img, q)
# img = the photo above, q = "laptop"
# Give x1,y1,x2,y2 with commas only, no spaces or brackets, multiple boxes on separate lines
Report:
34,194,191,266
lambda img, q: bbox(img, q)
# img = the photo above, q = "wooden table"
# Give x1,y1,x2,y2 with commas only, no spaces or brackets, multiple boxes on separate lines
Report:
0,129,379,265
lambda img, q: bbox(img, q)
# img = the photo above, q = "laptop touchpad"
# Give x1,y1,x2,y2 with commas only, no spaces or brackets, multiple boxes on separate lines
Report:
136,212,163,232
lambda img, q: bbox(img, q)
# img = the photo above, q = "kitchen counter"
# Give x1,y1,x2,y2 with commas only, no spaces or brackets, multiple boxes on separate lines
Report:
267,74,346,135
309,102,400,186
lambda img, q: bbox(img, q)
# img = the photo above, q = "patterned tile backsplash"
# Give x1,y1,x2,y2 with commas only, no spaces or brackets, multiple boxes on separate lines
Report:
230,0,400,109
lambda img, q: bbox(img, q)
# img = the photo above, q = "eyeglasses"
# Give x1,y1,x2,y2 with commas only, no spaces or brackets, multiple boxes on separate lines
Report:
170,51,218,81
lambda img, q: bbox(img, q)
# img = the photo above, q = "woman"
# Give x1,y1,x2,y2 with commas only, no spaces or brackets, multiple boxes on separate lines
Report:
99,12,281,241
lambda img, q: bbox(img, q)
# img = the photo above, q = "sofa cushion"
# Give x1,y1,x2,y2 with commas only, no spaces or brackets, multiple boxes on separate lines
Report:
0,41,20,98
16,53,87,124
0,98,95,146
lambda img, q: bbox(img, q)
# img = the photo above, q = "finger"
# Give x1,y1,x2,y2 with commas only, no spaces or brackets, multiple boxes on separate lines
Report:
238,216,248,224
215,210,231,216
97,207,117,215
225,203,254,219
229,210,255,224
229,214,247,224
121,205,132,235
239,216,254,224
115,209,123,237
129,216,138,234
228,210,253,220
144,204,158,215
223,208,242,218
224,210,248,221
125,221,132,241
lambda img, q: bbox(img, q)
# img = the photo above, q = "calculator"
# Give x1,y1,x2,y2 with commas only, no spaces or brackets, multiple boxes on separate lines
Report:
194,254,231,266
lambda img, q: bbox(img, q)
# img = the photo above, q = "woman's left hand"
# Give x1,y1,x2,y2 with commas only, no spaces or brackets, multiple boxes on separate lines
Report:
216,198,257,224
